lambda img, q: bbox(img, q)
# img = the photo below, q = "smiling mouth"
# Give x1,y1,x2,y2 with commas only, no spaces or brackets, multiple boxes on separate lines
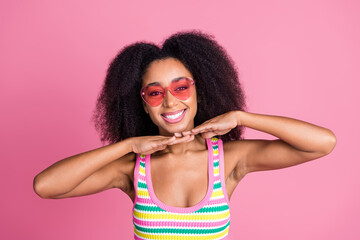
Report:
161,109,187,123
162,109,185,119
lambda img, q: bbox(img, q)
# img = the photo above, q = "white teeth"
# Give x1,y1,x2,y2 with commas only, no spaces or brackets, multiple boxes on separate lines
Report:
164,110,185,119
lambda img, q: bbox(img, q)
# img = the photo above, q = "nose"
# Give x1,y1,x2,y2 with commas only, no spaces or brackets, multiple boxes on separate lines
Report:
163,89,178,108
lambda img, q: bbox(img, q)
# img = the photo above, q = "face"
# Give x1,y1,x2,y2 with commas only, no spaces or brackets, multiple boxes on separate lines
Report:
141,58,197,136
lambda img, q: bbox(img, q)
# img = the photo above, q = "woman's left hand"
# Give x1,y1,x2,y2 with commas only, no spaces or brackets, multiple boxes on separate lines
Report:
179,111,241,139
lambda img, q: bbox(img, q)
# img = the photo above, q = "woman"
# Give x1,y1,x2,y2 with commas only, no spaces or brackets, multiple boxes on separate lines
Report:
33,30,336,239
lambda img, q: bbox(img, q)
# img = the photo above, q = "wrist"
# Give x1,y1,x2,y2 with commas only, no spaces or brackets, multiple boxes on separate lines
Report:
128,137,136,153
234,110,245,126
119,137,135,154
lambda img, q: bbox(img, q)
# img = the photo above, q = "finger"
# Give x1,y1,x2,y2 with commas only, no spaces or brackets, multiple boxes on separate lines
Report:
181,131,192,136
192,125,213,134
146,142,165,154
168,135,192,145
192,122,215,132
174,132,182,137
186,135,195,142
190,127,205,134
195,128,211,134
172,135,192,144
160,136,176,144
167,136,176,141
146,144,166,154
158,144,167,150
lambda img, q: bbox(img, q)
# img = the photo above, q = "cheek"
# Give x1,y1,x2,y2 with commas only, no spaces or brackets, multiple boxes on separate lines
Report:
148,113,159,126
145,107,162,125
192,91,198,108
188,94,198,115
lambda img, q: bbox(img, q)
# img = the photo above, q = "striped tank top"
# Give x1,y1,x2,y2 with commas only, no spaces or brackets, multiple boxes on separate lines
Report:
132,137,231,239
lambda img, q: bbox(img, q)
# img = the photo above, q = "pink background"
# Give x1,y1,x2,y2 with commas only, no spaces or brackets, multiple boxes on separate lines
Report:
1,0,359,239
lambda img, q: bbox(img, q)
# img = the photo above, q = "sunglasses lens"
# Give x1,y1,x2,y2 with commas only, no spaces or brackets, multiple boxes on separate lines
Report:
141,77,194,106
141,85,164,106
169,78,194,100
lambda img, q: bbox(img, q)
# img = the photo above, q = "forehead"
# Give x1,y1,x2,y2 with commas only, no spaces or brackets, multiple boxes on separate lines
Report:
142,58,193,86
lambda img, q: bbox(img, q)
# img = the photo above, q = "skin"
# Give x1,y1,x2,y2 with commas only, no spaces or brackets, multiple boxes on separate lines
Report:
33,57,337,208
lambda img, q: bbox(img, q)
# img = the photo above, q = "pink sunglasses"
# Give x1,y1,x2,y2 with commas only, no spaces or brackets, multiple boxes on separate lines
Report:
140,77,195,107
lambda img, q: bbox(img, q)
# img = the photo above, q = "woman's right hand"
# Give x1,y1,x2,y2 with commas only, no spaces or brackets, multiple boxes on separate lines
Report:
130,134,194,155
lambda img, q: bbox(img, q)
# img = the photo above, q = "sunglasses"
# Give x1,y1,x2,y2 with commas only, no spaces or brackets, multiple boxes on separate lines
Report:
140,76,195,107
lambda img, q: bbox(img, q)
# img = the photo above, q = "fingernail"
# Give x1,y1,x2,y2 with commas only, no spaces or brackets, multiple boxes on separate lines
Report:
174,132,182,137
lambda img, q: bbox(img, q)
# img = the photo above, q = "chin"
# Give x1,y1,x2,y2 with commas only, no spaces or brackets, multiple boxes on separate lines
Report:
159,121,194,135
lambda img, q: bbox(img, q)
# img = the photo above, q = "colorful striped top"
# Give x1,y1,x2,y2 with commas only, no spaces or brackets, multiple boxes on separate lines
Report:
132,137,231,240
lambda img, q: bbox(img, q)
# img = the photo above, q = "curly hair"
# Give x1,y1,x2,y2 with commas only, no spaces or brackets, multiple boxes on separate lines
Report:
92,30,246,144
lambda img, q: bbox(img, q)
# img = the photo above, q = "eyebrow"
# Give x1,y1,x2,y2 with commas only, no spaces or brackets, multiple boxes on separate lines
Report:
146,77,185,87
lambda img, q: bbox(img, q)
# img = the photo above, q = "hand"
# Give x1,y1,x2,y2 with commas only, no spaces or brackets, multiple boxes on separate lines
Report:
130,135,193,155
180,111,240,139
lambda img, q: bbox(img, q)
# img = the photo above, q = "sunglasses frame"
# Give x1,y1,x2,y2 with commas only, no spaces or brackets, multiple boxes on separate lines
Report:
140,76,195,107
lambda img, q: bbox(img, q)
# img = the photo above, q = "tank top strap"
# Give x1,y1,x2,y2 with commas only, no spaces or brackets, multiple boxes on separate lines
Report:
132,153,147,213
206,137,220,182
207,136,230,205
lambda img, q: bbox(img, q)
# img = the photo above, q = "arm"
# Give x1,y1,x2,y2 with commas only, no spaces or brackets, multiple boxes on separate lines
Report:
186,111,337,177
234,111,337,174
33,135,191,199
33,138,134,199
